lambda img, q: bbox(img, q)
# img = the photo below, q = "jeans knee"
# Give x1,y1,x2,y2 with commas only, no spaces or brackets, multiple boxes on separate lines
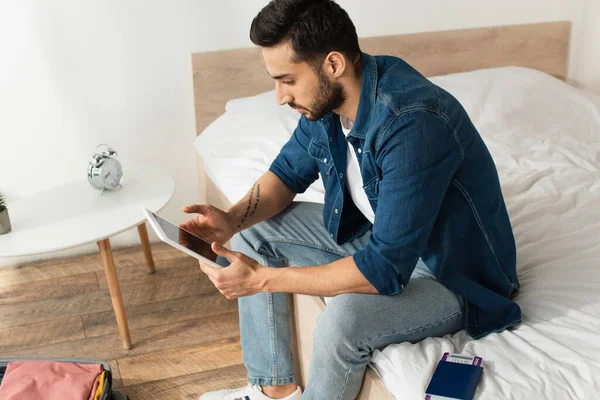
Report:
313,297,365,359
230,226,286,268
230,230,256,254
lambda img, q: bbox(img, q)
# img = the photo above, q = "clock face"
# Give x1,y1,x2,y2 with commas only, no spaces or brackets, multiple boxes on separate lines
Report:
101,158,123,188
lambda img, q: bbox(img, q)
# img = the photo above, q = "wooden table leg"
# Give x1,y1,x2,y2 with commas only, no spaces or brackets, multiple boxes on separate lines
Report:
97,238,133,350
137,222,156,274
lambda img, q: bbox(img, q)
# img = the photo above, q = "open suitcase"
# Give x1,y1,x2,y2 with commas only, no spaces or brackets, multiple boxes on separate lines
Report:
0,357,128,400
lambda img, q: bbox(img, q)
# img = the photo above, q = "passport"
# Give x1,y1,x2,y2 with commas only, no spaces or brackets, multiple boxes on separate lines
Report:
425,360,483,400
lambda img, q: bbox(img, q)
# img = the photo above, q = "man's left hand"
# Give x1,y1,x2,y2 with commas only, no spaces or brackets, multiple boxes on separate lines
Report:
198,242,267,300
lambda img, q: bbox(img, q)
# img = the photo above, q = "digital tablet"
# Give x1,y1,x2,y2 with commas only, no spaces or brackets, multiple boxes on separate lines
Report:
143,208,223,268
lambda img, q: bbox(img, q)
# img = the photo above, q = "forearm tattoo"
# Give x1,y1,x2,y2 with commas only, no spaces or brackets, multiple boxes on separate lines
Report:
249,184,260,218
238,183,261,229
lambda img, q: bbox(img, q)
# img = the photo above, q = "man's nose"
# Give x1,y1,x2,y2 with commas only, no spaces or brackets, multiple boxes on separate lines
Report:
275,82,292,106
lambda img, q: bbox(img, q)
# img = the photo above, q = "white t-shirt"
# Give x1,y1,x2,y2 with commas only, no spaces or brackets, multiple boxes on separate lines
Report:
340,116,375,224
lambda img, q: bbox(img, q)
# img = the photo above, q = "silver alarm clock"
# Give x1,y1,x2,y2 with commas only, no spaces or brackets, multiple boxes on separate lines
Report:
87,144,123,194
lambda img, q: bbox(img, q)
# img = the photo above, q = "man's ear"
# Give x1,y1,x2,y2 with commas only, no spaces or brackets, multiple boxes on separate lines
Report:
324,51,346,79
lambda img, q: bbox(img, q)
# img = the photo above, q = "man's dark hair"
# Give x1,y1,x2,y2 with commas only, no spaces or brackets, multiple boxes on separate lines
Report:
250,0,362,74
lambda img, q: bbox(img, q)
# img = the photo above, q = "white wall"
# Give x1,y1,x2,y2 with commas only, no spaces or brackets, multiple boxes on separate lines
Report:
559,0,600,91
0,0,597,268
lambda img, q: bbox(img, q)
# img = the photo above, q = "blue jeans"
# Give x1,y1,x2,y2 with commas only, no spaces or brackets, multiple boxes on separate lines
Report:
225,202,465,400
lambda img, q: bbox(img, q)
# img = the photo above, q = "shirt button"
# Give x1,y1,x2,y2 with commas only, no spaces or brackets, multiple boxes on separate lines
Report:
358,148,362,153
339,173,343,178
324,158,328,163
329,137,333,142
335,208,339,213
330,233,333,237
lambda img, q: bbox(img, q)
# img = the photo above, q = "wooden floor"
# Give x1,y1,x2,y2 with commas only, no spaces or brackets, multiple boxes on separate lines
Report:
0,242,248,399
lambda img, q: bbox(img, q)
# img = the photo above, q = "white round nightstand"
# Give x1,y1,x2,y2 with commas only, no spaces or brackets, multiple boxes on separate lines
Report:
0,165,175,350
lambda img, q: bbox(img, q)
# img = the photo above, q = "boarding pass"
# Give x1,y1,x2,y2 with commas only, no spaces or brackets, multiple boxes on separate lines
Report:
441,352,483,366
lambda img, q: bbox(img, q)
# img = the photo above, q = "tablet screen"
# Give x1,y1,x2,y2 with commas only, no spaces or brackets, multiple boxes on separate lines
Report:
153,213,218,262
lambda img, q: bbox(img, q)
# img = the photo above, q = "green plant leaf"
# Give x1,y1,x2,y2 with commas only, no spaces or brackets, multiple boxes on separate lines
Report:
0,192,6,212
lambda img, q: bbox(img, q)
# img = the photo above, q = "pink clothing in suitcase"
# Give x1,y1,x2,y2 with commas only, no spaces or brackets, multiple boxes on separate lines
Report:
0,360,103,400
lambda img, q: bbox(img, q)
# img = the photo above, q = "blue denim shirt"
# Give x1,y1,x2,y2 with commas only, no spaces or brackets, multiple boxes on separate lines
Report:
269,53,521,339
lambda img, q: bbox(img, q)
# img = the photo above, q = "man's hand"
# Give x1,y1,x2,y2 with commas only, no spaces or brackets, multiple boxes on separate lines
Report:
199,242,268,300
180,204,236,245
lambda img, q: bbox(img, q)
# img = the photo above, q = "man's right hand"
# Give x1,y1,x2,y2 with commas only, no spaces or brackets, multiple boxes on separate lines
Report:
180,204,236,245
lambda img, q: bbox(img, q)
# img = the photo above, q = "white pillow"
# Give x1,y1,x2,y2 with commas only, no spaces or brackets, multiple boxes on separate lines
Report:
195,66,600,205
196,91,324,204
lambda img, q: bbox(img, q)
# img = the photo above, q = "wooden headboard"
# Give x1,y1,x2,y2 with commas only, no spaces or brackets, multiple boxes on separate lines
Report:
191,21,571,206
192,21,571,136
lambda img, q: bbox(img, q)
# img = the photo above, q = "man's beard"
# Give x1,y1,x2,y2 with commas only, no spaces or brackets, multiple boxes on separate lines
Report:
303,70,346,121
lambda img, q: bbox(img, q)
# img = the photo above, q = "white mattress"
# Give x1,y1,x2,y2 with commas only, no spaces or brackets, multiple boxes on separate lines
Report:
196,67,600,399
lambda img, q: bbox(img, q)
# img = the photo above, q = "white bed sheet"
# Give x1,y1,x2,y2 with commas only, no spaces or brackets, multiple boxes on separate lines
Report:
195,67,600,399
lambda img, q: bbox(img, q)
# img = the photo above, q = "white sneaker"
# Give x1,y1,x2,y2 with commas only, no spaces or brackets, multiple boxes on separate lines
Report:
199,383,302,400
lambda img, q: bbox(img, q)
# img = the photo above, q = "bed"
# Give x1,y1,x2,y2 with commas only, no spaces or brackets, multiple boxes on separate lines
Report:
191,21,600,399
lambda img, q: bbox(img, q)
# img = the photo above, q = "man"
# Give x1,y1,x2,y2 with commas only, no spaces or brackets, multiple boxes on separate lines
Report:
182,1,521,399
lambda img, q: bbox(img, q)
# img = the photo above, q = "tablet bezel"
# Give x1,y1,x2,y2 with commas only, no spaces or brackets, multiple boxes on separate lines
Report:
143,208,223,269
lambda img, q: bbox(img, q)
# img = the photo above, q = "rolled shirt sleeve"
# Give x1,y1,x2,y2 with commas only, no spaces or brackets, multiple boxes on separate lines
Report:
269,116,320,194
353,111,463,295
